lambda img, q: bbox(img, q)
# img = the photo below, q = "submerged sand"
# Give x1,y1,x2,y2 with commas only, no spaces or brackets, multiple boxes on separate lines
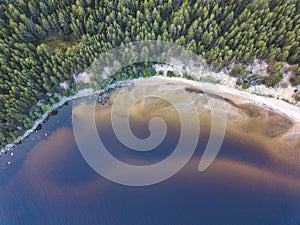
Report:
73,77,300,178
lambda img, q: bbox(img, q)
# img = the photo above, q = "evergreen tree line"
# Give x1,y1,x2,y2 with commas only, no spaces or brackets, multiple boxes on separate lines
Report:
0,0,300,148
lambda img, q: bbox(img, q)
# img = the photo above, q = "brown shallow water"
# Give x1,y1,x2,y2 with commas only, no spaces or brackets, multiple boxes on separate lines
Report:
0,78,300,225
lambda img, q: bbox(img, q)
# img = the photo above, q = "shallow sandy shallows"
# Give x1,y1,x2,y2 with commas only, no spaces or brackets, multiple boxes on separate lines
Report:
73,77,300,177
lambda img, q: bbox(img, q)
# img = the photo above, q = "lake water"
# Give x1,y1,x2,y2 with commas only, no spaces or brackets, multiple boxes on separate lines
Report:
1,84,300,225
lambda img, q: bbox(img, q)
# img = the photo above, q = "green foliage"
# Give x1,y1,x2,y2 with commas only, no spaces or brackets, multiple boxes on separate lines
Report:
41,104,51,113
142,67,156,77
167,71,177,77
99,64,156,88
198,77,220,84
236,78,251,89
295,92,300,101
289,65,300,86
42,33,79,51
242,81,251,89
261,75,282,87
287,65,299,72
230,64,250,78
262,62,284,87
182,74,195,80
1,0,300,148
291,75,300,86
236,80,243,86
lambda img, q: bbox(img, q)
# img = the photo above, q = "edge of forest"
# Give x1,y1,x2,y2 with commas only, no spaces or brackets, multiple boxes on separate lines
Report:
2,72,300,156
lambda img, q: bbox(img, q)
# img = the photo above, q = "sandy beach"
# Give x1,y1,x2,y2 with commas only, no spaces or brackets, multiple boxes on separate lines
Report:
156,76,300,128
2,76,300,166
123,77,300,173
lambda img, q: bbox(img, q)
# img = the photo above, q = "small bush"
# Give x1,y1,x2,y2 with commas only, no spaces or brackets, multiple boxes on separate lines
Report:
236,80,242,86
182,74,195,80
167,71,177,77
237,79,250,89
295,92,300,101
142,67,156,77
262,74,282,87
242,81,250,89
262,62,284,87
287,64,299,72
290,72,300,86
230,64,250,78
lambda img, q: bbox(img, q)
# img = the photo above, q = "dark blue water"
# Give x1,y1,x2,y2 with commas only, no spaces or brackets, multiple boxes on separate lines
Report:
0,101,300,225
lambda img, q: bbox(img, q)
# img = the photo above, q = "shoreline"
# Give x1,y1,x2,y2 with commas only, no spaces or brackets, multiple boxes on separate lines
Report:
0,81,133,155
160,76,300,124
0,89,98,155
1,76,300,155
163,76,300,138
130,77,300,170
